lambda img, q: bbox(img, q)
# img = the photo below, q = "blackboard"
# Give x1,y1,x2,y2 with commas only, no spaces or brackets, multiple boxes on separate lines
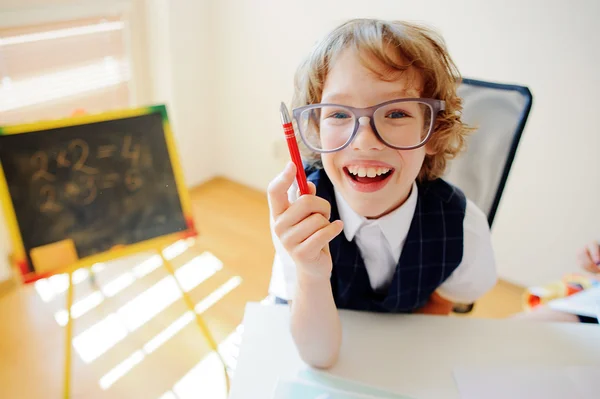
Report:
0,105,195,281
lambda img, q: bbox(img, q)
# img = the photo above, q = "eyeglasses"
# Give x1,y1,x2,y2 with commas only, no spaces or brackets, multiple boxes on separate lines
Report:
292,98,445,153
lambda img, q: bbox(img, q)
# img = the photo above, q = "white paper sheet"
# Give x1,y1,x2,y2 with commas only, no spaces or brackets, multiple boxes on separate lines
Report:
453,366,600,399
548,285,600,319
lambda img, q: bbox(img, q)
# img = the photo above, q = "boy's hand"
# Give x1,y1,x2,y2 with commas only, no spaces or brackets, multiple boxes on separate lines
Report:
268,162,343,281
415,292,454,315
577,240,600,274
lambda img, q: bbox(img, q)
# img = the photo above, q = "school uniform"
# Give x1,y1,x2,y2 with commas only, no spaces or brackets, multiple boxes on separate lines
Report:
269,167,497,311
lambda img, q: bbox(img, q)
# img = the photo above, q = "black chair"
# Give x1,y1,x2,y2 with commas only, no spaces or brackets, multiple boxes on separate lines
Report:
445,78,533,313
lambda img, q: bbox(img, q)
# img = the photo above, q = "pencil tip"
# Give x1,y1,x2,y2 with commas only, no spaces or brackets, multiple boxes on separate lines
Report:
279,102,291,124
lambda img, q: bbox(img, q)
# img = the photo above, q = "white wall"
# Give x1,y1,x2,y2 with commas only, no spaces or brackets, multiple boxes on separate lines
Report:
145,0,216,187
210,0,600,286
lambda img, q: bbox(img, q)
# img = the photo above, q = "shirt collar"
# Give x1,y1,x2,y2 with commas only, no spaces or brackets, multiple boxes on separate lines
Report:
333,182,419,248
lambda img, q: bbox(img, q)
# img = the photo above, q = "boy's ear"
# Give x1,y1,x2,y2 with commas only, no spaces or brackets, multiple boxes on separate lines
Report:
424,142,436,156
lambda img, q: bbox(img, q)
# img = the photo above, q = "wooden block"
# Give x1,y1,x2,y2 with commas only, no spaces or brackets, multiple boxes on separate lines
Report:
30,239,79,274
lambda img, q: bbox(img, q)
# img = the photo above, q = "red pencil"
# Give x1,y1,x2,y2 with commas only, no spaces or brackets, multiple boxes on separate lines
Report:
280,102,310,195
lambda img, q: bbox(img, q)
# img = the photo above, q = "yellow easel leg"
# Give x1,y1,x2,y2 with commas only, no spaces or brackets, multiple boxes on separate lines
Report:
63,270,74,399
158,250,230,394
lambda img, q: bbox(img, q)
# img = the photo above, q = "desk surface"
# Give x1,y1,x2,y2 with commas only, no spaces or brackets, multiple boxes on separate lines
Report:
229,303,600,399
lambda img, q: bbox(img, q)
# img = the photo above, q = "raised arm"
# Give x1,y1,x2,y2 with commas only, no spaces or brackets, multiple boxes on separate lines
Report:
267,162,344,368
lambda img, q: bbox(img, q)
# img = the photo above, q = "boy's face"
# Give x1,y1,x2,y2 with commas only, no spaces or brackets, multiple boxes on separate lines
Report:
320,48,431,219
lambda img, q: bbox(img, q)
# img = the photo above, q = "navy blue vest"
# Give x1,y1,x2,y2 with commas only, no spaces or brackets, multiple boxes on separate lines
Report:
307,167,467,313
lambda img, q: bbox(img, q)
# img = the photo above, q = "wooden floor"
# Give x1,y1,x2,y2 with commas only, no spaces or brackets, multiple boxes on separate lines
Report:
0,177,525,398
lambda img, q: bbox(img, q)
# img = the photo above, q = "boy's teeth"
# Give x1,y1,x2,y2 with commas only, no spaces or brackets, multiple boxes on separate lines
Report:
347,166,391,177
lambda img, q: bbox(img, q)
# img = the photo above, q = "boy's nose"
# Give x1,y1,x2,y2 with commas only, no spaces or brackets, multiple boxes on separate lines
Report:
350,116,385,151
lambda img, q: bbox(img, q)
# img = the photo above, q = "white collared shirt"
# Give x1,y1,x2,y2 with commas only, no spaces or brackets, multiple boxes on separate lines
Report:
268,181,498,304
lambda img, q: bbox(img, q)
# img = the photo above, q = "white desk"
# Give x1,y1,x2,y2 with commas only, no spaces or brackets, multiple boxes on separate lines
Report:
229,303,600,399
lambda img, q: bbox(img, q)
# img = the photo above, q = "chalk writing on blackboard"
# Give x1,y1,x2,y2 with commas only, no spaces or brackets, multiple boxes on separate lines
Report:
29,134,149,212
31,151,56,182
68,139,98,174
121,134,141,168
100,173,120,189
79,175,97,205
97,144,117,159
40,185,62,212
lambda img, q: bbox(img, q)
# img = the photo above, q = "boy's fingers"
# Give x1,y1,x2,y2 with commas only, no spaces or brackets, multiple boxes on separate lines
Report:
297,181,317,197
277,195,331,230
578,247,598,274
280,213,330,249
582,262,599,274
267,162,295,217
295,220,344,261
587,241,600,265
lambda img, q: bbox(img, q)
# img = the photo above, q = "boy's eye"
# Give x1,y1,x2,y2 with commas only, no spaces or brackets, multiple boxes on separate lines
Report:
386,110,409,119
327,111,351,119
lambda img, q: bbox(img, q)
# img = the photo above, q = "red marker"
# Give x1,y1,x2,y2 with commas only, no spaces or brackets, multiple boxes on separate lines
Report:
280,102,310,195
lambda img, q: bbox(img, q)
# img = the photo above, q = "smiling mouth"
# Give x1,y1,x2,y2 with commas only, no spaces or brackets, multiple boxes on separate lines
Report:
344,166,394,184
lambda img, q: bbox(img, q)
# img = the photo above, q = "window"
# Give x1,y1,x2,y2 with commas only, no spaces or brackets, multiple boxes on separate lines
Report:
0,16,132,125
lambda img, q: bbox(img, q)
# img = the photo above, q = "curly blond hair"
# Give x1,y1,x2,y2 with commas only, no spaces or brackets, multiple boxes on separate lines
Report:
291,18,472,181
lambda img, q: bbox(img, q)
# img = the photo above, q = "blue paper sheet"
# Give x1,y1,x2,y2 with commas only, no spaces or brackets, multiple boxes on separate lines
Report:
271,369,415,399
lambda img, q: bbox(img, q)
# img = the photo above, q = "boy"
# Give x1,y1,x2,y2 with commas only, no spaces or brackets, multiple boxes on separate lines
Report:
267,18,497,368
